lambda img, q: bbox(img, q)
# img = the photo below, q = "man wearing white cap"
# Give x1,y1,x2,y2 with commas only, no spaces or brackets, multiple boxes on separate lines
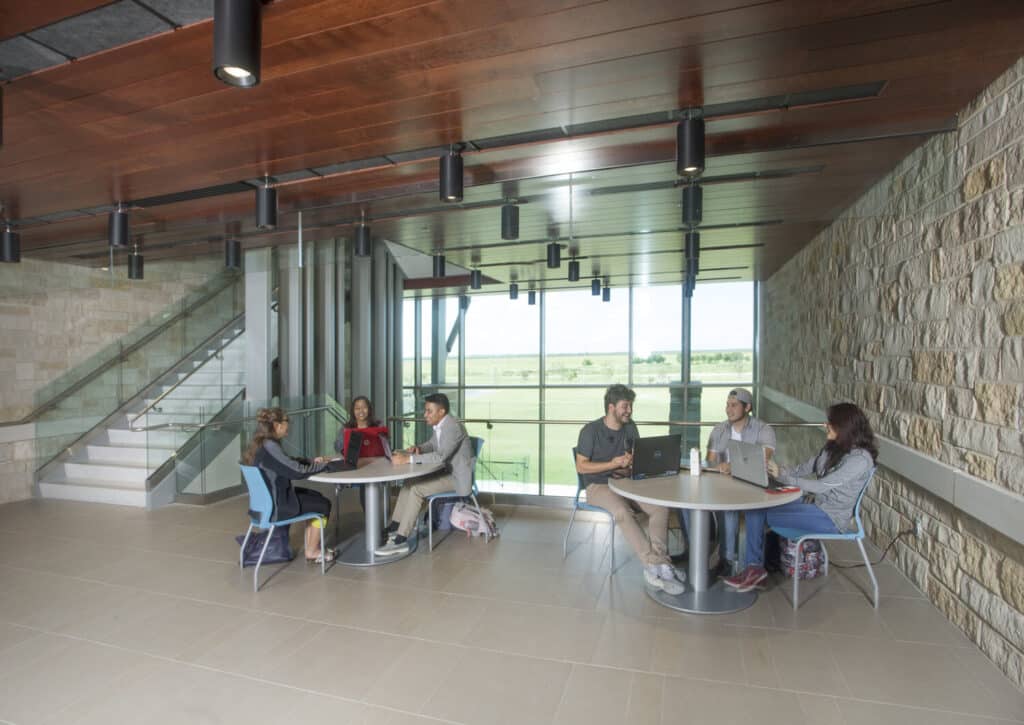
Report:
679,388,776,576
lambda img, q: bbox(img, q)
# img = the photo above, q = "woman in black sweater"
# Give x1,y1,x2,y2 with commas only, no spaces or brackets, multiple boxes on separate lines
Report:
243,407,334,564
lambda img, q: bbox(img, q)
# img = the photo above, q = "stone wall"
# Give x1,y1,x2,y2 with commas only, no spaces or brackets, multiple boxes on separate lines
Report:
0,255,224,502
762,58,1024,688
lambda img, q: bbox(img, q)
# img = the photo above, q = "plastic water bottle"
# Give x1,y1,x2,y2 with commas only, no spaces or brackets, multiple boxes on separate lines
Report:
689,447,701,476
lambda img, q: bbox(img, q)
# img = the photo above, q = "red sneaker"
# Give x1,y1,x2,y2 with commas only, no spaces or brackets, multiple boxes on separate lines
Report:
724,566,768,592
724,566,754,590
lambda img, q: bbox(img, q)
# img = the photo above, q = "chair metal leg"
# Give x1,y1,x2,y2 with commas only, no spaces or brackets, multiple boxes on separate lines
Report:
857,537,879,608
428,498,434,552
320,519,326,576
470,494,488,542
792,538,803,610
822,543,829,576
563,506,578,559
239,523,254,570
254,525,274,593
608,516,616,575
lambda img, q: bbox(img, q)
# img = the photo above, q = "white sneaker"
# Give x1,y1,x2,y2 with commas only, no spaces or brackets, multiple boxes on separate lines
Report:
374,536,409,557
657,564,686,595
644,565,685,596
659,563,686,585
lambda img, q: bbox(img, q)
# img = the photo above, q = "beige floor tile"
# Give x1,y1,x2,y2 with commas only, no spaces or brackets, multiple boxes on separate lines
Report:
659,675,826,724
553,664,665,725
0,621,36,655
421,648,571,724
0,634,151,725
332,549,470,591
184,608,324,676
274,624,414,700
739,628,850,696
461,599,606,661
777,589,893,638
877,595,974,647
828,633,1024,719
363,639,464,712
588,611,658,671
390,592,488,644
796,694,846,725
443,561,605,610
952,647,1024,720
650,617,748,684
838,698,1022,724
831,560,925,599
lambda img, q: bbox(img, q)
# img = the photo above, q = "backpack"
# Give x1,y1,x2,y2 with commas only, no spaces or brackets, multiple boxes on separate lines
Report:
449,502,498,538
779,537,825,580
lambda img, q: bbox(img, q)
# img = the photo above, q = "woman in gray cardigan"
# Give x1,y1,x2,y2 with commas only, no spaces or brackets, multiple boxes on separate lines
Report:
725,402,878,593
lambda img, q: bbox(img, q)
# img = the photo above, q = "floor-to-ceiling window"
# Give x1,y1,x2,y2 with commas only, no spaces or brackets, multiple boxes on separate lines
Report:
402,281,755,497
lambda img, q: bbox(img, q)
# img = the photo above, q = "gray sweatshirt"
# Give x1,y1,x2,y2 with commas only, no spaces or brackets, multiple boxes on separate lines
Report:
779,447,875,532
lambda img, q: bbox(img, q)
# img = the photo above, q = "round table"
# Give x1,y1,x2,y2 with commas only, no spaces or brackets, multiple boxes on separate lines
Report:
610,471,801,614
309,458,443,566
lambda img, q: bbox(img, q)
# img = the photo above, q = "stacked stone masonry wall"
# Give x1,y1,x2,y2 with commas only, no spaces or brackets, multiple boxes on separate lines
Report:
763,58,1024,689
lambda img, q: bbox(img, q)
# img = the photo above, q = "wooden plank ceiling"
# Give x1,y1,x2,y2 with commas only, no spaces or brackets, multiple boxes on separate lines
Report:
1,0,1023,292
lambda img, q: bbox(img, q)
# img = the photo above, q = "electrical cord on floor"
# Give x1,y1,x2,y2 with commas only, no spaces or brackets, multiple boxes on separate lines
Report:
828,527,916,568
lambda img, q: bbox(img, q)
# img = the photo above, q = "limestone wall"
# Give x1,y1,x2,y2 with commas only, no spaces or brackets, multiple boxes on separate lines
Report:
0,255,224,502
762,58,1024,688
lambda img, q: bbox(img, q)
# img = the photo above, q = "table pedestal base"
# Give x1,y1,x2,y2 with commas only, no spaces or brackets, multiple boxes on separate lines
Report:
646,582,757,614
335,530,418,567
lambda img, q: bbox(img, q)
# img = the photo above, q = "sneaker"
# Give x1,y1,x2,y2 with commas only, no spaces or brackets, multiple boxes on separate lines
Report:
375,536,410,557
644,565,685,596
724,565,767,592
657,563,686,595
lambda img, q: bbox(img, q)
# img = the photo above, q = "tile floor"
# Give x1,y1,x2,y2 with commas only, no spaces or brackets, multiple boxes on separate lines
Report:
0,494,1021,725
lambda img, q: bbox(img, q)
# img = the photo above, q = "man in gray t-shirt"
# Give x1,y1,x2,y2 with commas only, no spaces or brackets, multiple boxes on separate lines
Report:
575,384,684,595
678,388,775,575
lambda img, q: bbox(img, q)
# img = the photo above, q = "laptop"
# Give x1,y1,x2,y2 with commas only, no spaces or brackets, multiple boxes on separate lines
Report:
727,440,783,489
326,431,362,471
380,435,392,461
631,434,682,480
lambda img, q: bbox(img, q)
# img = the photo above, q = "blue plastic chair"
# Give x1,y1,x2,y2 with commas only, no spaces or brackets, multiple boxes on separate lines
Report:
770,468,878,610
424,436,489,552
562,447,616,575
239,464,328,592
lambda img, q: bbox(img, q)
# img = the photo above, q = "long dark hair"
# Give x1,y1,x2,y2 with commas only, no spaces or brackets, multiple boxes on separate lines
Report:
243,407,286,464
345,395,380,428
816,402,878,476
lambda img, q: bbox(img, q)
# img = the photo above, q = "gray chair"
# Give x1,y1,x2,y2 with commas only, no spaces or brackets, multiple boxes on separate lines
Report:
562,447,616,574
423,436,489,551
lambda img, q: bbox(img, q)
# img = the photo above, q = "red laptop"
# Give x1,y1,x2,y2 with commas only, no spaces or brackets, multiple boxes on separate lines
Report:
342,426,390,458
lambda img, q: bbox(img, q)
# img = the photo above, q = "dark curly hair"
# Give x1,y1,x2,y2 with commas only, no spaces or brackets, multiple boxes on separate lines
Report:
242,407,287,465
816,402,878,475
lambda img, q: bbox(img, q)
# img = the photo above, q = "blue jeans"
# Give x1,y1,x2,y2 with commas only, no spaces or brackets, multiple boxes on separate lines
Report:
678,509,739,563
744,501,839,567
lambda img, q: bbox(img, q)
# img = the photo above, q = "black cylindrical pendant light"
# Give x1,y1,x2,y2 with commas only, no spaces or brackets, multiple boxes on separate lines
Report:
355,224,372,257
1,225,20,263
213,0,261,88
256,182,277,230
677,117,705,177
568,259,580,282
591,277,601,296
128,248,144,280
224,239,242,269
439,148,463,202
546,242,561,269
470,269,482,289
685,275,695,299
528,290,536,305
682,183,703,227
109,204,129,248
685,230,700,260
509,283,519,300
602,286,611,302
433,253,446,277
687,255,700,278
501,204,519,240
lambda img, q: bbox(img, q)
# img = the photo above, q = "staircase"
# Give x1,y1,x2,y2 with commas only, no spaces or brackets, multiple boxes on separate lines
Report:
37,326,245,507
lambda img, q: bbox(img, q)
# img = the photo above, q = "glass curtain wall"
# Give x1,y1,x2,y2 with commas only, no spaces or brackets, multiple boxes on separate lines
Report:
402,281,755,497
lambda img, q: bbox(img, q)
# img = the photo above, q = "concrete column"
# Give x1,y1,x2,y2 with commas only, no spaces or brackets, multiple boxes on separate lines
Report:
335,238,347,406
372,240,389,412
350,249,373,400
313,240,336,400
244,247,273,403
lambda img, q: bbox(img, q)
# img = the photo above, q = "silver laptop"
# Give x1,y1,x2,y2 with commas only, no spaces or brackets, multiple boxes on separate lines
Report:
727,440,782,489
380,435,392,461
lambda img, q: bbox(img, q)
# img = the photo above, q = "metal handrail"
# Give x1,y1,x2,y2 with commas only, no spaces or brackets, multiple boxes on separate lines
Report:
128,313,245,428
388,416,823,428
0,274,241,428
130,404,349,433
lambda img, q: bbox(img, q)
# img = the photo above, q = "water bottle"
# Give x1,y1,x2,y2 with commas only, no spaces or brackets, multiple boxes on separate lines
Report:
689,447,701,476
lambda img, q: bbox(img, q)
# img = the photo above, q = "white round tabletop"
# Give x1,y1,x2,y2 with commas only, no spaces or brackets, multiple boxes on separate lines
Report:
308,457,443,484
609,470,802,510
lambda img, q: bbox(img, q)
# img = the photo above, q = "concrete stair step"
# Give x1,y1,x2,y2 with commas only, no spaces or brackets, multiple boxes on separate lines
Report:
38,480,147,507
59,461,150,485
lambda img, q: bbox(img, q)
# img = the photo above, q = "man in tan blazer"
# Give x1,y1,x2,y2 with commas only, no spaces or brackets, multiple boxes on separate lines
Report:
376,393,475,556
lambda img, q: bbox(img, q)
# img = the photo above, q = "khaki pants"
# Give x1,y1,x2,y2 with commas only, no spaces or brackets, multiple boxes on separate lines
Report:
585,483,670,567
392,474,458,537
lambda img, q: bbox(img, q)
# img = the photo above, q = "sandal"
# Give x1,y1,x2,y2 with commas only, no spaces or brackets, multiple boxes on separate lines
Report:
306,548,336,564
